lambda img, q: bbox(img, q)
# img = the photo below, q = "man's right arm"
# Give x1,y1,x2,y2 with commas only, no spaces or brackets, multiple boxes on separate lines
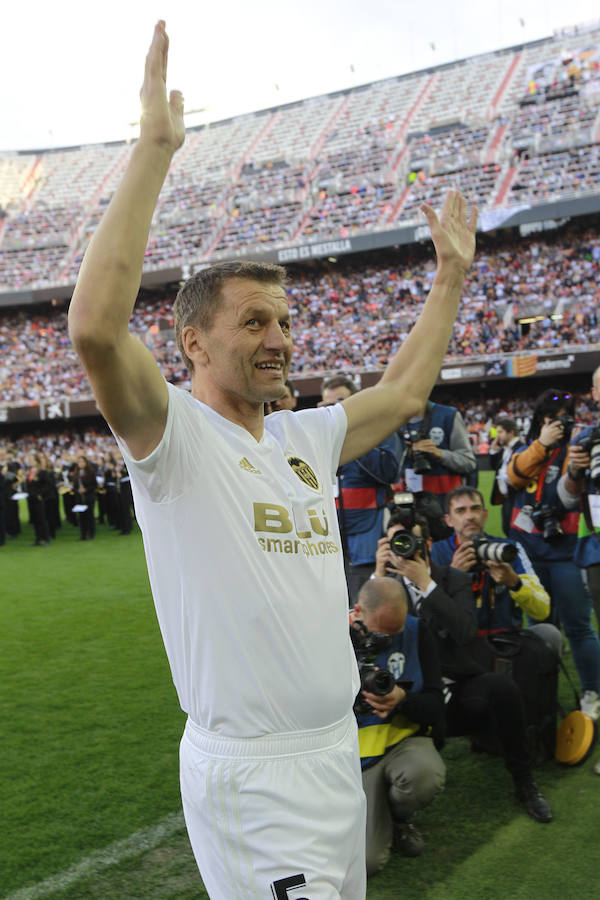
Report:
68,22,185,461
507,421,564,489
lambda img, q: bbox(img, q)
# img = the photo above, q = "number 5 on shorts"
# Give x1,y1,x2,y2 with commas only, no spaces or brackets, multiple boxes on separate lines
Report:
271,873,308,899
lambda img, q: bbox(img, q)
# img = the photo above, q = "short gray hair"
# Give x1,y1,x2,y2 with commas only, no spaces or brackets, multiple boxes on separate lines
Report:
173,260,287,372
358,577,408,614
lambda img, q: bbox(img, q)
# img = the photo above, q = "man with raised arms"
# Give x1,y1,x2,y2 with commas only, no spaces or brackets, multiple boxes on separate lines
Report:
68,21,477,900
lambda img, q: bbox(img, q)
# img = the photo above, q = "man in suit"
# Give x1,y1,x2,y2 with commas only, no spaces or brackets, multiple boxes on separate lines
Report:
488,417,524,536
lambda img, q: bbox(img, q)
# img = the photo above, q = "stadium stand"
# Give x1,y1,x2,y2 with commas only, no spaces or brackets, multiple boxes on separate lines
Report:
1,217,600,408
2,20,600,422
2,21,600,293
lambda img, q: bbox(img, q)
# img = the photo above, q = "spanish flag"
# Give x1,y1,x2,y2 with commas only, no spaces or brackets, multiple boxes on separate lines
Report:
507,356,538,378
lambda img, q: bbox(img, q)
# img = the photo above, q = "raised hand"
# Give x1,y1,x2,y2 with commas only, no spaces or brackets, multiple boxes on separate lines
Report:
139,21,185,155
421,190,478,275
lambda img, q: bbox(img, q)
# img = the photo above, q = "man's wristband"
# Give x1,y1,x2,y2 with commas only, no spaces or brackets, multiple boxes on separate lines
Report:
509,577,523,592
567,466,586,482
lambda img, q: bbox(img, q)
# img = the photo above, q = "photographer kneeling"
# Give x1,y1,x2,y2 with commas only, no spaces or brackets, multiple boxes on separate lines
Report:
351,578,446,874
375,504,553,823
506,389,600,718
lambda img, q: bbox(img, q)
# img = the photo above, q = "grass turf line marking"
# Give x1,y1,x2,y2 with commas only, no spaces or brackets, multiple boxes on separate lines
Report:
5,812,186,900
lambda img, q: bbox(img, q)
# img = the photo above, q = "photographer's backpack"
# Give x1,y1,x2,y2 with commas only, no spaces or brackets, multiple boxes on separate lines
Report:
471,629,559,764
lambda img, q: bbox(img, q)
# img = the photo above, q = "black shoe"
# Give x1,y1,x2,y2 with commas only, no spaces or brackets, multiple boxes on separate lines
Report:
392,821,425,856
514,775,553,823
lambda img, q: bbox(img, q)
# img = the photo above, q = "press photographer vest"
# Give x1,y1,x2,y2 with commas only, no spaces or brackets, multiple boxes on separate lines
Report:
335,436,399,566
357,615,424,770
396,402,463,497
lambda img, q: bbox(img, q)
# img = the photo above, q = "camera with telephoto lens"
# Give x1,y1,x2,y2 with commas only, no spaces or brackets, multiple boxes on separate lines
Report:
402,424,431,474
350,620,395,715
531,503,564,542
469,533,518,566
575,425,600,489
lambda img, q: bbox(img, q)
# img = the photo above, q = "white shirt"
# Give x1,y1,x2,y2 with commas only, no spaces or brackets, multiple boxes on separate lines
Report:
496,436,520,497
116,382,359,737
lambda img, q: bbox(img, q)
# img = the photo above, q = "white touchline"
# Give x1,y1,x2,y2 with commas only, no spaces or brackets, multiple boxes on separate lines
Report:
5,812,186,900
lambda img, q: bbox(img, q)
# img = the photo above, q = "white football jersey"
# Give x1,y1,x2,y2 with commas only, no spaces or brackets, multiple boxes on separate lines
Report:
116,382,359,736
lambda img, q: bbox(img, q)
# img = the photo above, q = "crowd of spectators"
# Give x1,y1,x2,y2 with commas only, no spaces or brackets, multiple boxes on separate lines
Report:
1,220,600,405
450,389,597,452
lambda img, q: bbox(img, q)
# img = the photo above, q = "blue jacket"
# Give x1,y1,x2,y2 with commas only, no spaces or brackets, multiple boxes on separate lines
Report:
356,615,444,769
431,533,550,631
337,434,399,566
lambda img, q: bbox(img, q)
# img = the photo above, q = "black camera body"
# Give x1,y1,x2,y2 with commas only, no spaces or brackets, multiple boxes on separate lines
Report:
576,425,600,489
390,491,417,530
555,414,575,446
350,620,395,715
402,424,431,475
389,529,425,560
531,503,564,542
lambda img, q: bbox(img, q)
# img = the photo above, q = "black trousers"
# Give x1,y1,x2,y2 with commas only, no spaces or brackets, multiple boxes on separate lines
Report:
585,563,600,629
79,496,96,540
446,672,531,778
29,497,50,544
6,498,21,535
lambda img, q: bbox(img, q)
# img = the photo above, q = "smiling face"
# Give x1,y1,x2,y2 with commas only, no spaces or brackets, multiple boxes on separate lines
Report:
187,277,293,407
445,491,488,543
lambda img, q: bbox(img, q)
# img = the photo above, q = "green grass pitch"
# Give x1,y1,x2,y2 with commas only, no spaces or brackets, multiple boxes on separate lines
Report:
2,472,599,899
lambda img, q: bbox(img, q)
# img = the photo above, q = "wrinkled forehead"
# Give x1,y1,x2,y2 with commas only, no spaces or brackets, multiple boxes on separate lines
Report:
219,277,289,314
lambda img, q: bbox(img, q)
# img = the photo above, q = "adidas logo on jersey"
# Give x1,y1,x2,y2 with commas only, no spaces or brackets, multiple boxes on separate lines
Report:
238,457,262,475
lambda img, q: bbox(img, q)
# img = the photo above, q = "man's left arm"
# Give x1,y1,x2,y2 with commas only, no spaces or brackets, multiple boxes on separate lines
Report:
338,191,477,465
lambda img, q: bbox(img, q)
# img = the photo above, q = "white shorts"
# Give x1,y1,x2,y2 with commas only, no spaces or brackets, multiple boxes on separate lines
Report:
180,713,366,900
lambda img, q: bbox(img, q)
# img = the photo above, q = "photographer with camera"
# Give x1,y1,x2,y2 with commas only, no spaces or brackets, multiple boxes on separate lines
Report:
375,504,554,823
351,578,445,873
507,389,600,719
431,487,555,640
394,399,476,540
558,369,600,774
560,367,600,628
